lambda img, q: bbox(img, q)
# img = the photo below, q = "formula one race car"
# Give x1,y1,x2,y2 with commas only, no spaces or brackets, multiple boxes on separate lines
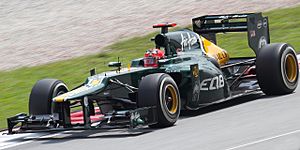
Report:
7,13,299,134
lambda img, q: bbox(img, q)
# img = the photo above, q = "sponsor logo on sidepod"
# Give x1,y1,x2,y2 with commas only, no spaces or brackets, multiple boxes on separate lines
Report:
200,75,224,91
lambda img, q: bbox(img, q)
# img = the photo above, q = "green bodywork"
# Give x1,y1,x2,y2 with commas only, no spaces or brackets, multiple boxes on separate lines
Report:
53,39,229,110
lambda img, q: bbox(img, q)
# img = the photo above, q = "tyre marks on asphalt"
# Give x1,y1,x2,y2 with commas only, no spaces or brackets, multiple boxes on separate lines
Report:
0,132,45,150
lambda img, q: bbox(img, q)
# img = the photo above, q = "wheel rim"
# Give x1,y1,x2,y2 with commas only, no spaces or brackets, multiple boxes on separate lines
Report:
284,53,297,83
164,84,178,114
51,84,67,114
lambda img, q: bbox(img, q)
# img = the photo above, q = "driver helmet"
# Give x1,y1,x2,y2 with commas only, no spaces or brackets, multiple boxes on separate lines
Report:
144,48,165,67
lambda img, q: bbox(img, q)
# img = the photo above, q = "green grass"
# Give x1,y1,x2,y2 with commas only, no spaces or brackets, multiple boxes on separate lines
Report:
1,6,300,129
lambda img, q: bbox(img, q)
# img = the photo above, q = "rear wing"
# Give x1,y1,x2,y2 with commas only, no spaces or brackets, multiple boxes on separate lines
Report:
192,13,270,55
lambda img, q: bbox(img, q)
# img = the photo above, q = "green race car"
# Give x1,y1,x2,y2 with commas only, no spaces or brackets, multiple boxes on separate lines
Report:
7,13,299,134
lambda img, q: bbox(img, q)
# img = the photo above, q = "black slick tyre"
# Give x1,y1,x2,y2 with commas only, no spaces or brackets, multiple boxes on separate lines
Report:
137,73,181,128
256,43,299,95
29,79,70,125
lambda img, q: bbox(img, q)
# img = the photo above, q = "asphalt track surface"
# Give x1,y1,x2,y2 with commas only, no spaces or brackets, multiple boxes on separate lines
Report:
1,56,300,150
0,85,299,149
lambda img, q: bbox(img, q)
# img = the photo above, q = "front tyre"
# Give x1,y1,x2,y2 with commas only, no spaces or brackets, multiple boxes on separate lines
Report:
256,43,299,95
29,79,71,126
138,73,181,128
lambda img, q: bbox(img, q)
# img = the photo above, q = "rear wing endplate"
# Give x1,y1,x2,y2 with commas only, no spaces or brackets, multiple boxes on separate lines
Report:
192,13,270,55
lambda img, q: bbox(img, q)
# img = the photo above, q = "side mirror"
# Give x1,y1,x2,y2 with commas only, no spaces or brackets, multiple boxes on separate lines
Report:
108,62,122,68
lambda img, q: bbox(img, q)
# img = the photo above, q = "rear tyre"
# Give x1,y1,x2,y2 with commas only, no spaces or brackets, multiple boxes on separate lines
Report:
29,79,70,125
138,73,181,128
256,43,299,95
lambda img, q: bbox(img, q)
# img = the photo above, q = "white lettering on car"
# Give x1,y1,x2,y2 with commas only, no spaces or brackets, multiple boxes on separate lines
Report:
199,78,210,91
181,32,198,50
200,75,224,91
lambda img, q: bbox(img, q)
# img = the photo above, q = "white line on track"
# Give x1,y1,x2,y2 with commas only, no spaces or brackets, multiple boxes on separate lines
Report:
224,129,300,150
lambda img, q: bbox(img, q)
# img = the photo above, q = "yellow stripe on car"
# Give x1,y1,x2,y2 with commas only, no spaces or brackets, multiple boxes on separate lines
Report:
53,86,89,102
